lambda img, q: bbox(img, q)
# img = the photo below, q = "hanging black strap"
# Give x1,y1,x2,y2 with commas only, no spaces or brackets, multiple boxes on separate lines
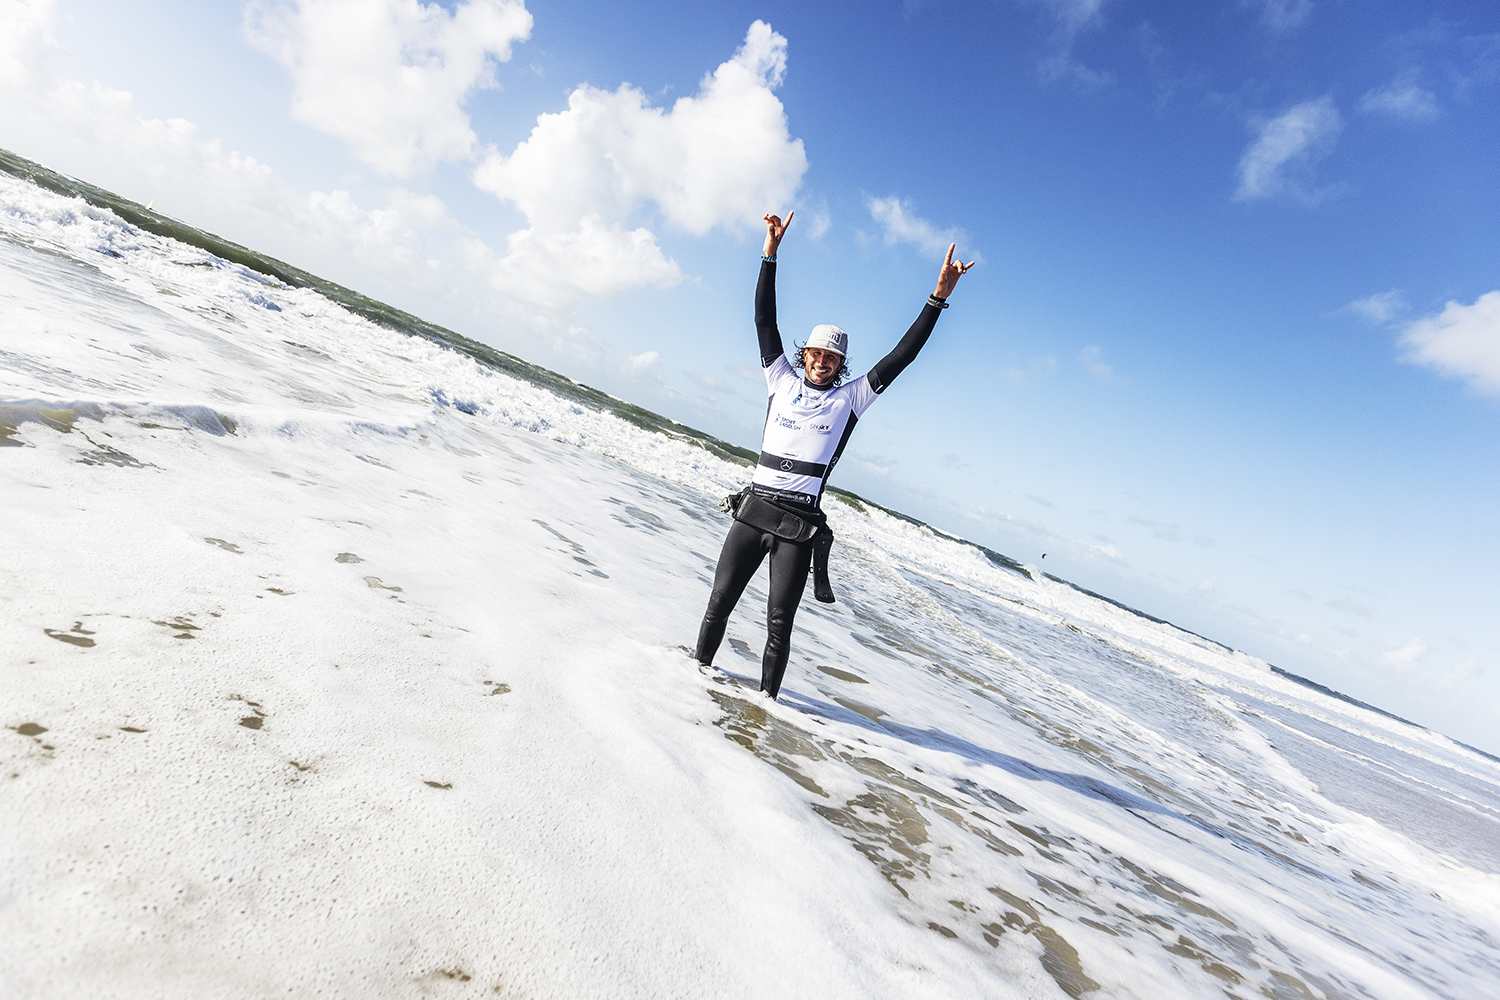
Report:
812,527,836,604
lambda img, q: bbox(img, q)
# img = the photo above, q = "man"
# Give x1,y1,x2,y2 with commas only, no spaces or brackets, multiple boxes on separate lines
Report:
694,210,974,698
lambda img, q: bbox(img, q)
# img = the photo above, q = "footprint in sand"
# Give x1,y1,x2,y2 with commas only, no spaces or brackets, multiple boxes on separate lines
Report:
727,637,759,663
44,622,95,647
231,695,266,730
152,616,201,639
10,722,54,751
533,519,609,579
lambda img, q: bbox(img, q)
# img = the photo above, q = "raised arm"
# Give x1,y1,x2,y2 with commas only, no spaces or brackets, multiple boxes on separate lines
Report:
869,243,975,393
756,211,793,367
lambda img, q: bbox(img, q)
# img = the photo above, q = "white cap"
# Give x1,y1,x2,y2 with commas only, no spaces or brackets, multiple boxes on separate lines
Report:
806,324,848,357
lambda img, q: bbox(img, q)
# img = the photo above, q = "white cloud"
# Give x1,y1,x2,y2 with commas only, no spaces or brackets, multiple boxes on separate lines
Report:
1235,97,1343,203
1400,291,1500,394
1327,598,1376,618
0,0,59,87
244,0,532,177
1345,289,1406,324
1000,355,1057,386
1439,659,1479,689
866,196,966,258
1381,637,1429,671
470,20,806,311
625,350,661,375
458,219,682,313
798,200,832,241
856,455,897,477
729,364,763,384
1242,0,1312,33
1359,71,1439,120
0,0,490,303
1078,344,1116,380
1017,0,1112,89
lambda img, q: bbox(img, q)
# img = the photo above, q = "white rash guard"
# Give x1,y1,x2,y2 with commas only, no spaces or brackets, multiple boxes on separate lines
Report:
746,258,945,509
750,354,879,506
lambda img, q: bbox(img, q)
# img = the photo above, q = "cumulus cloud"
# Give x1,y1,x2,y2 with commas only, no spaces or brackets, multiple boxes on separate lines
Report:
1381,637,1429,671
1400,291,1500,394
458,219,682,313
865,196,966,258
245,0,532,177
0,0,506,319
625,350,661,375
1345,289,1407,324
0,0,58,86
1359,71,1439,120
1235,97,1343,204
1242,0,1312,33
470,20,807,311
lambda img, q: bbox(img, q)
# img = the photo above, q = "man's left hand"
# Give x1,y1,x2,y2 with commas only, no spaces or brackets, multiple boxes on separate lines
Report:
934,243,976,299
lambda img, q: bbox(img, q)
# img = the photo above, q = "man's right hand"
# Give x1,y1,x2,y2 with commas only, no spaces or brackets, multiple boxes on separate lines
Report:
763,211,794,257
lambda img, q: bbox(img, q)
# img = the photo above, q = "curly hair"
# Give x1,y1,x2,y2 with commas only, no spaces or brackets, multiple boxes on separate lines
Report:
792,342,851,386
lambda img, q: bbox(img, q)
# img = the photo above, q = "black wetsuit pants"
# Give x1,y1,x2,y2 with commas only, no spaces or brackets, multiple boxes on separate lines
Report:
694,518,813,699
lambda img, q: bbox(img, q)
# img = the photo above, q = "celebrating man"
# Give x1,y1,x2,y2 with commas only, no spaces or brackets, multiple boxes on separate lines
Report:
693,210,975,698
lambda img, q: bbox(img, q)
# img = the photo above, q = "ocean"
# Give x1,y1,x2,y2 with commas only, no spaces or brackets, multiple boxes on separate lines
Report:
3,152,1497,999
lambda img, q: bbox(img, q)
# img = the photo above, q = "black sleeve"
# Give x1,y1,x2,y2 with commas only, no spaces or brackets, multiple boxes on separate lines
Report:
755,259,784,368
868,299,944,394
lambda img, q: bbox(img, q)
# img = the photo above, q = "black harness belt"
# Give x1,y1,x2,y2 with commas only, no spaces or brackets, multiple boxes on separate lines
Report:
757,451,828,478
722,487,838,604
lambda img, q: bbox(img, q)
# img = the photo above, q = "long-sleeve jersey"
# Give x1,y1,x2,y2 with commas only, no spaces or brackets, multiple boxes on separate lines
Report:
749,259,943,508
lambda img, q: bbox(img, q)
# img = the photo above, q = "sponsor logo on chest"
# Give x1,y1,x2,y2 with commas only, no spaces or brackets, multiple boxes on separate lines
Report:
773,411,835,434
779,390,841,434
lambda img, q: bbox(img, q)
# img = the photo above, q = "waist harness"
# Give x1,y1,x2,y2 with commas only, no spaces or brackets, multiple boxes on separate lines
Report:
720,487,837,604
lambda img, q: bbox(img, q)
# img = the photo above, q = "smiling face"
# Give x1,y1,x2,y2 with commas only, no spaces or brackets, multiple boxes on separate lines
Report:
802,347,843,386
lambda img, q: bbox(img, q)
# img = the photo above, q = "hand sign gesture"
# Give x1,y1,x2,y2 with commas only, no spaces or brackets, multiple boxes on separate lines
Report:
763,211,794,257
934,243,976,299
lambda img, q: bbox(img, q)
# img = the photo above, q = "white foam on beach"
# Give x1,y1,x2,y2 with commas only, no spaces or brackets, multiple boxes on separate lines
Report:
3,173,1499,999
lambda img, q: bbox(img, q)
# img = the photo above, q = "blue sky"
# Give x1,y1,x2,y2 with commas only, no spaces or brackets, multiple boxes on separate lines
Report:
3,0,1498,752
